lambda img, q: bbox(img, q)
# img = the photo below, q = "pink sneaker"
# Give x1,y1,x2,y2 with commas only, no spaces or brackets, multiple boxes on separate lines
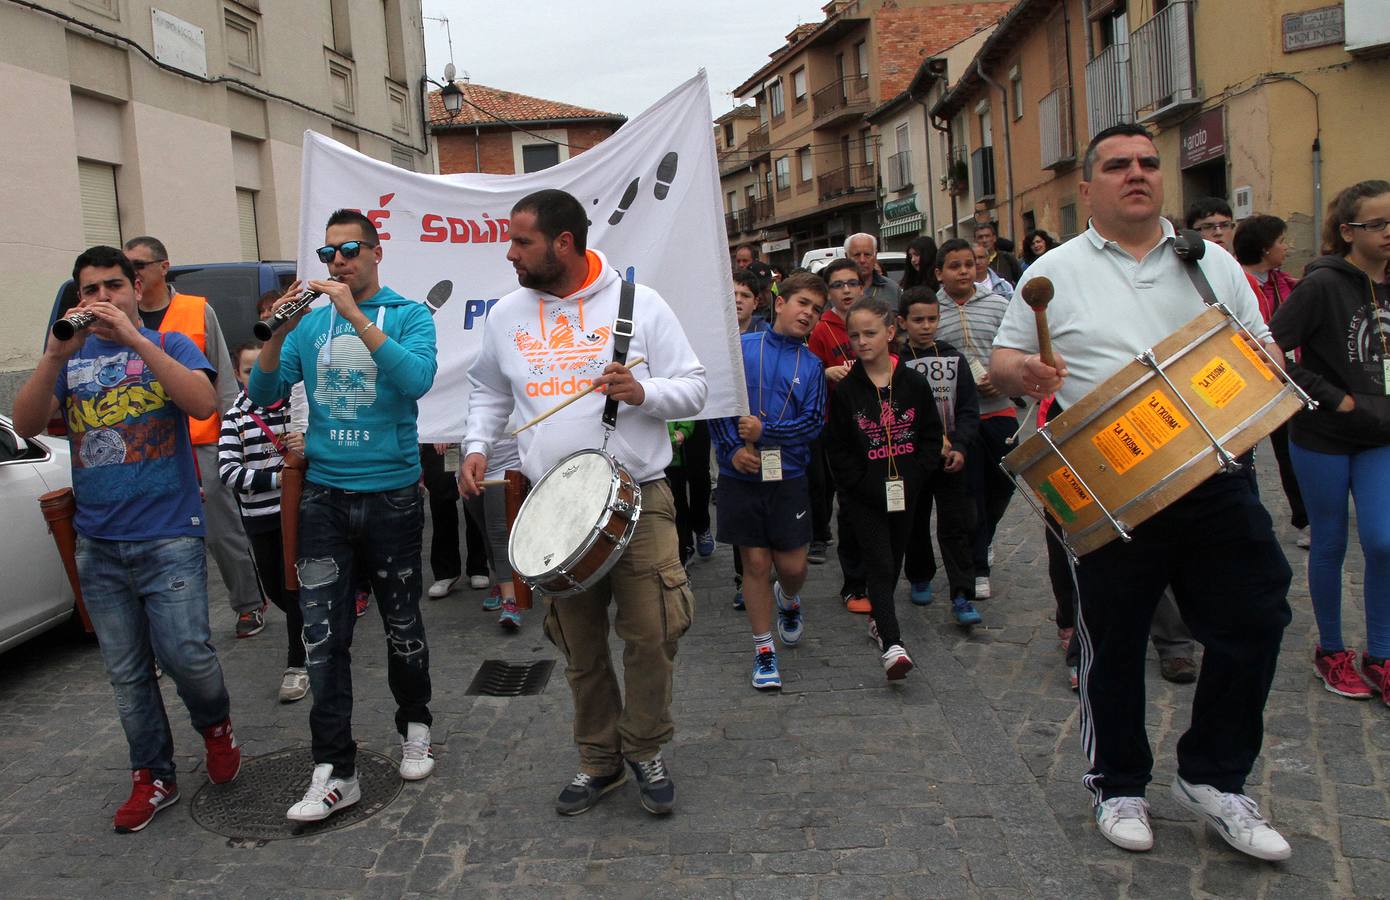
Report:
1362,654,1390,707
1314,647,1373,699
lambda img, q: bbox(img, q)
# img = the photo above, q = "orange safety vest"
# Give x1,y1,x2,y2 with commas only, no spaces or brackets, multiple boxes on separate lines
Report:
157,292,220,445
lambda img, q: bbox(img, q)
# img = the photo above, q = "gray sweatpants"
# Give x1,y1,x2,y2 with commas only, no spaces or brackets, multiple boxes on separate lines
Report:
195,442,262,614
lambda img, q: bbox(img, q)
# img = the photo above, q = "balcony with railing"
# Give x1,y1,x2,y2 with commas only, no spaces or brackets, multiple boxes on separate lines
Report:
818,164,876,202
971,146,996,201
746,122,769,155
811,75,872,129
749,195,774,225
886,150,912,193
1130,0,1200,123
1038,86,1075,170
1084,40,1133,138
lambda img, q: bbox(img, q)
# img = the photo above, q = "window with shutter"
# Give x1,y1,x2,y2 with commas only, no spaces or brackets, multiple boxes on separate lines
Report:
237,188,259,261
78,160,121,247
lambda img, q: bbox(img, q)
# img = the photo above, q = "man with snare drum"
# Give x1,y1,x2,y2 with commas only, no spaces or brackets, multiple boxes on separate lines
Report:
461,189,707,817
990,124,1294,862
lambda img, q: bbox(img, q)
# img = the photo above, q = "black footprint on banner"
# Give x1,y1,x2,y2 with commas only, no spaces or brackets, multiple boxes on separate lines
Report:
609,178,640,225
654,152,678,200
425,280,452,316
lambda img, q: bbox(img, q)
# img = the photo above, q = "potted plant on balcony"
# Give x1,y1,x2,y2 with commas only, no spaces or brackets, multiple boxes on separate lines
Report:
946,157,969,196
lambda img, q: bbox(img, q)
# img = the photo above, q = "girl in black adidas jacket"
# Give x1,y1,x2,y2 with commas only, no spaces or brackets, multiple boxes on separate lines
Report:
826,297,944,681
1269,179,1390,704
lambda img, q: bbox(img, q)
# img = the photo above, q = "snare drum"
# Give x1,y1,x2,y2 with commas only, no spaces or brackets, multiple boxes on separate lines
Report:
1003,305,1313,559
508,449,643,596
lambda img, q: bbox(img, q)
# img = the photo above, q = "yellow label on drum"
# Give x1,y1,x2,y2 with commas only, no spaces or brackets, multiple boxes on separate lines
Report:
1230,333,1275,381
1124,390,1189,449
1038,466,1093,523
1092,416,1151,474
1190,356,1246,408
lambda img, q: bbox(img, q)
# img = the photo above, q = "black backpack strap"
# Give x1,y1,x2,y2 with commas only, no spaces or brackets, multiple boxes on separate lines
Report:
1172,228,1220,307
602,278,637,430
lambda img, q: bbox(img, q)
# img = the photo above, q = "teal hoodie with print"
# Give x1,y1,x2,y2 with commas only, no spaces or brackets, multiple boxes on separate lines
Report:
248,286,437,491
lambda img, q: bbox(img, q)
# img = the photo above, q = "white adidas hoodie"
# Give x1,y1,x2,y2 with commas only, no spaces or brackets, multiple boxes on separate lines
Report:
464,249,707,483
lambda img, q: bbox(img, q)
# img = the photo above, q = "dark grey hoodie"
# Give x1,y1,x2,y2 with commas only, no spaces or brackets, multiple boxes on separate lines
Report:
1270,254,1390,453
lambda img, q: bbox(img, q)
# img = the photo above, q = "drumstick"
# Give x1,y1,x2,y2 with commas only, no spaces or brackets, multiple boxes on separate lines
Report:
1021,277,1056,369
511,355,645,435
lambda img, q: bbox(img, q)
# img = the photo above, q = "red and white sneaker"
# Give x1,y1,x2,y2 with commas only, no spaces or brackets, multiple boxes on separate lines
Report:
113,769,179,833
1362,654,1390,707
1314,647,1374,699
202,718,242,784
881,644,914,681
287,763,360,822
1057,627,1075,653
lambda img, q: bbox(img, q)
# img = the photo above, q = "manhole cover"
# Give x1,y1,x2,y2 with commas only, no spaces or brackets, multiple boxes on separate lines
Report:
466,658,555,696
190,746,402,840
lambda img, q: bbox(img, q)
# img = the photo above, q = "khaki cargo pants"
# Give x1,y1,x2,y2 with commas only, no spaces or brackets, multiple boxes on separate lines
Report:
542,480,695,775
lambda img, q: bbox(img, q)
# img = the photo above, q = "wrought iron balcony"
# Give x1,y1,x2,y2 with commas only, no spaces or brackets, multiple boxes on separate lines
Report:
1130,0,1200,122
1084,40,1133,138
1038,86,1075,169
817,164,875,202
811,75,872,128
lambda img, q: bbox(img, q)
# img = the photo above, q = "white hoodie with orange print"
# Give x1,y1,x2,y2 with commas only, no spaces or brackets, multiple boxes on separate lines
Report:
464,249,708,483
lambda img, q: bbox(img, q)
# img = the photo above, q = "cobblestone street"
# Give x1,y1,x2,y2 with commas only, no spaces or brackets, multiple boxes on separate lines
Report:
0,455,1385,898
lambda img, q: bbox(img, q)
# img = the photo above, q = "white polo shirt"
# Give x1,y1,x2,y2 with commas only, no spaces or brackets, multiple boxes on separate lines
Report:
992,218,1270,409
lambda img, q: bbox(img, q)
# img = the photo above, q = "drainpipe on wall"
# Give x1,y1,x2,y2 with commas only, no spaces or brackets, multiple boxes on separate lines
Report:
930,113,958,238
977,59,1016,241
914,89,938,238
1312,137,1322,250
474,123,482,173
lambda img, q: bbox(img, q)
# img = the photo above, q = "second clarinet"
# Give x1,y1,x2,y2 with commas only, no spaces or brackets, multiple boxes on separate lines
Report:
253,286,323,340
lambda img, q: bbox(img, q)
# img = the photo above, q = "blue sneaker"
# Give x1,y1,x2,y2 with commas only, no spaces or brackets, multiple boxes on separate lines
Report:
774,582,803,646
952,594,982,626
482,586,502,612
910,581,933,606
696,530,715,558
732,589,745,611
752,648,781,690
498,597,521,631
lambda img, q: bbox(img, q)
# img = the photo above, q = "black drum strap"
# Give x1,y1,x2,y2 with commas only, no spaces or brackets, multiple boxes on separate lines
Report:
602,278,637,430
1173,228,1221,307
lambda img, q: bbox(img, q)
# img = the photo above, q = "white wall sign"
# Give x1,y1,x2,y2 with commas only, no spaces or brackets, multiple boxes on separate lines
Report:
152,9,208,79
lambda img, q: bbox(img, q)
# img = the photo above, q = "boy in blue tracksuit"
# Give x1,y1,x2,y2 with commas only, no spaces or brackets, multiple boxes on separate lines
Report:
249,209,439,823
711,272,827,690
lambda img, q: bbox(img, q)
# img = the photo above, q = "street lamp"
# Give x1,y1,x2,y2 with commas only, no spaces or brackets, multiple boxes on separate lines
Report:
440,79,463,117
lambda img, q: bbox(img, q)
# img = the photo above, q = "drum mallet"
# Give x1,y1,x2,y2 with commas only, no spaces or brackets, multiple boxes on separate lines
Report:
1021,277,1056,369
512,355,645,435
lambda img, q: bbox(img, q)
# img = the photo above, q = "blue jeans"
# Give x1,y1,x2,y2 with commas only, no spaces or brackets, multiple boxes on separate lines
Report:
1289,441,1390,658
76,535,232,782
297,482,431,777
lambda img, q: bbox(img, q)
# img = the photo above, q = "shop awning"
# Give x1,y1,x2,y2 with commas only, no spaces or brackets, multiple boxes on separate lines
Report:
880,214,924,238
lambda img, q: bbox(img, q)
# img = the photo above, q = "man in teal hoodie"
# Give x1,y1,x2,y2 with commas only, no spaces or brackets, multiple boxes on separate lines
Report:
250,209,439,823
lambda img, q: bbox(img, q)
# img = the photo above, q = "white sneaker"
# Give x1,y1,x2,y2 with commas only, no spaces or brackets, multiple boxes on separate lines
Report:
881,644,913,680
400,722,435,780
1170,776,1291,861
278,667,309,703
286,763,360,822
1296,528,1311,549
1095,796,1153,851
427,577,460,599
469,574,490,590
975,576,992,600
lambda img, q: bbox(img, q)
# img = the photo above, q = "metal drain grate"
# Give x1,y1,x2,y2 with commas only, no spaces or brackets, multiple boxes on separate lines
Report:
190,746,402,841
465,658,556,696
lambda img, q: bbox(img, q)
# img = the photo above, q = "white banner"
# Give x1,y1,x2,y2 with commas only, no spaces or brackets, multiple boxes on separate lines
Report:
296,71,745,442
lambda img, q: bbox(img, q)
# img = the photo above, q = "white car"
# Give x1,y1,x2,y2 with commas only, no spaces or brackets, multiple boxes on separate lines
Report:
801,248,908,282
0,414,76,653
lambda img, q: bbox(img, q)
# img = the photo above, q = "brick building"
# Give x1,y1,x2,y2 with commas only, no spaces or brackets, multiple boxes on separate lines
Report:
932,0,1390,274
721,0,1015,271
426,82,626,175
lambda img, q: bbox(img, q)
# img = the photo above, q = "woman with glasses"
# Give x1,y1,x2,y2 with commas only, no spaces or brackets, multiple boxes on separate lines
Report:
1234,215,1308,546
1270,180,1390,706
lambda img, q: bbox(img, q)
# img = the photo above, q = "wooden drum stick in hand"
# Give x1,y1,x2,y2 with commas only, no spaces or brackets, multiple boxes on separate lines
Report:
1021,277,1056,369
511,355,645,435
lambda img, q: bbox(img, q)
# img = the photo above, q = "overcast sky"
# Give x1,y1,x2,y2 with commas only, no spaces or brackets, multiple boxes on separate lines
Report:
421,0,829,119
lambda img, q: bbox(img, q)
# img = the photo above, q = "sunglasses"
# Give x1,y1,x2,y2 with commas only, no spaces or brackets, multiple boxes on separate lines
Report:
315,240,376,263
130,258,167,270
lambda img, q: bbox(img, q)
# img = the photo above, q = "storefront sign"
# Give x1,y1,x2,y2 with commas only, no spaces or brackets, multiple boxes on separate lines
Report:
1282,6,1344,53
884,194,919,220
1179,108,1225,170
762,238,792,253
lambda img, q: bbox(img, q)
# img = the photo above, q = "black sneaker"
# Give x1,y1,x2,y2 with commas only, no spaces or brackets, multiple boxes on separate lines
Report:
627,754,675,816
555,768,627,816
235,606,266,639
807,541,827,565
